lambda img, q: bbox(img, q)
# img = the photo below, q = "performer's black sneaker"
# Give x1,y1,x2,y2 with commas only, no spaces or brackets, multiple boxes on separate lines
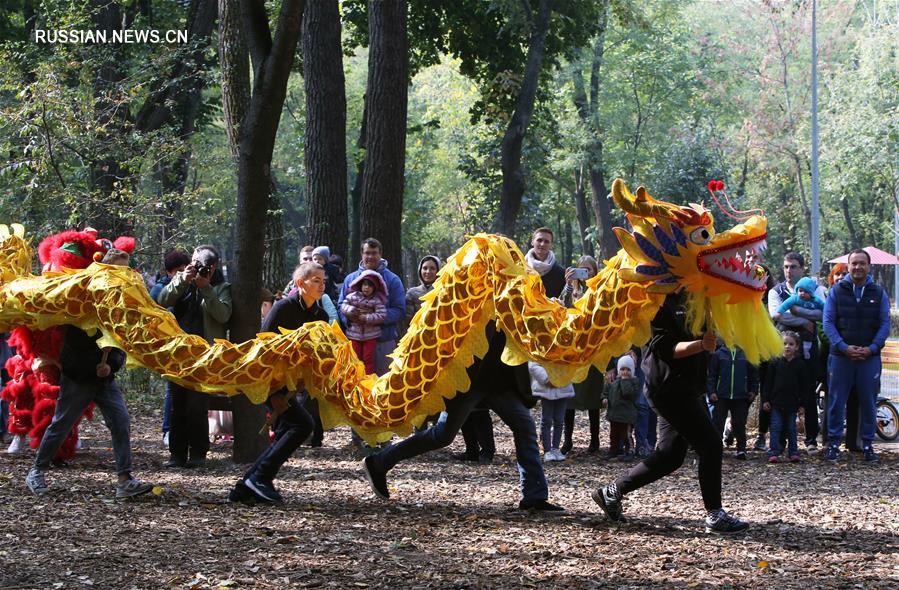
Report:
245,475,283,503
705,509,749,533
518,499,566,513
228,480,257,505
362,456,390,500
592,485,625,522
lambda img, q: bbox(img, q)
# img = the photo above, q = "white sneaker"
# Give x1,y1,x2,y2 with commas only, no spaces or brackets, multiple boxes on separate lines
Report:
7,434,26,454
805,442,819,455
543,451,557,463
551,448,566,461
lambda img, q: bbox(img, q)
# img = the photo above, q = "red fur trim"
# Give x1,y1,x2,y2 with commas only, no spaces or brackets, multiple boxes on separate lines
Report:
33,380,59,401
2,378,25,403
7,414,30,435
7,327,34,358
30,327,64,359
29,398,56,442
8,376,35,409
5,355,29,380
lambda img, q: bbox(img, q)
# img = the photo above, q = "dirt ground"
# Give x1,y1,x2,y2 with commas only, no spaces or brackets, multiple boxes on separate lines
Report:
0,394,897,590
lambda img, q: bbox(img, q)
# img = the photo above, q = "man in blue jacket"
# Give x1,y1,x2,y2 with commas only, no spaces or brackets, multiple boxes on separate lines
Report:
823,249,890,463
337,238,405,376
707,343,759,459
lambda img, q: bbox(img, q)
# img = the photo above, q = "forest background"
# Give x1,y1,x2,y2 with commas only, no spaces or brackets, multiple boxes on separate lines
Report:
0,0,896,322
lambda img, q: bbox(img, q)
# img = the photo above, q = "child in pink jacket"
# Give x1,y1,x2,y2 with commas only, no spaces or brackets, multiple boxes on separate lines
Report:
339,269,388,374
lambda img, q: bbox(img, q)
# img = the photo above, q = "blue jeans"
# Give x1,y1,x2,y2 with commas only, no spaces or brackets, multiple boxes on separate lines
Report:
768,408,798,457
634,391,657,453
34,375,133,476
162,380,173,434
827,354,880,447
372,387,548,504
540,398,567,451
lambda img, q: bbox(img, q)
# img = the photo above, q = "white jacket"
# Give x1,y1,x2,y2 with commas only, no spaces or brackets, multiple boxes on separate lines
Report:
528,362,575,401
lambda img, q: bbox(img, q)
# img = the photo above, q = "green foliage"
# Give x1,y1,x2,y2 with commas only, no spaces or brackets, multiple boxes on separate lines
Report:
0,0,893,294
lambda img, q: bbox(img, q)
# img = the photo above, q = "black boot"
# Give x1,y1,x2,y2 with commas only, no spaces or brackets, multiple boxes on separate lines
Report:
560,409,575,455
587,409,600,453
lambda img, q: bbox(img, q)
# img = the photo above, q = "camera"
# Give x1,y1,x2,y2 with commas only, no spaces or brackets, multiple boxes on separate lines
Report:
570,267,590,281
196,264,211,278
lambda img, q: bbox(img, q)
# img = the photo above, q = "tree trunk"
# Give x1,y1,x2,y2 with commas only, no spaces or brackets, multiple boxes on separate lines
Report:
571,9,616,260
588,167,616,260
303,0,348,263
561,211,573,266
230,0,305,463
219,0,250,159
264,178,286,290
349,99,368,267
493,0,553,238
88,0,134,237
572,166,594,257
359,0,408,277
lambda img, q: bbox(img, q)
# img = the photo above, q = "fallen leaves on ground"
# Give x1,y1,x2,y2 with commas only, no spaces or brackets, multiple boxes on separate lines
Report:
0,408,897,589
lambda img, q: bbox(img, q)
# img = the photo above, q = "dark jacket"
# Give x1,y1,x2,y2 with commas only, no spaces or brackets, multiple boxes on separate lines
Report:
604,377,639,424
467,323,536,409
762,355,811,411
262,290,329,334
59,327,126,383
707,345,759,400
149,274,172,304
405,255,440,321
322,262,343,302
642,293,706,398
823,275,890,356
540,264,566,299
262,290,329,399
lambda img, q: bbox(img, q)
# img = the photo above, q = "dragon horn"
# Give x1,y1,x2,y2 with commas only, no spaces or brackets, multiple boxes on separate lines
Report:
611,178,694,225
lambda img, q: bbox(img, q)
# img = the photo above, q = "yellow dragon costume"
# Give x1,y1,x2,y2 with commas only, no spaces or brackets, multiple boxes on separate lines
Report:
0,180,782,443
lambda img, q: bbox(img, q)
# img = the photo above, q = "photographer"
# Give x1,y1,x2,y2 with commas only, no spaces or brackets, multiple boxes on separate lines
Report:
157,245,232,468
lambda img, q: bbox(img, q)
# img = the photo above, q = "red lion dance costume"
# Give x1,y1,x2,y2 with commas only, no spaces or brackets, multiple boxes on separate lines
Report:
2,229,135,457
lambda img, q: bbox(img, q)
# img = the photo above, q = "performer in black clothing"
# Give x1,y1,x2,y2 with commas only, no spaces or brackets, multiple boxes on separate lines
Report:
592,293,749,533
229,262,329,504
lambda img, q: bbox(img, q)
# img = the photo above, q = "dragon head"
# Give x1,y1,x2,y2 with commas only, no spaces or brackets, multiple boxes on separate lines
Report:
610,178,780,363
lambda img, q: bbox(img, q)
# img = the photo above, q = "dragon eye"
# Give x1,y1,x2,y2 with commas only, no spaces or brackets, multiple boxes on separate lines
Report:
689,227,712,245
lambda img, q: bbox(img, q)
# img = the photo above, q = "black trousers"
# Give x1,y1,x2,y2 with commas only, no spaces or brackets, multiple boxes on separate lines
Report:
244,394,313,483
460,408,495,459
615,392,723,511
299,391,324,445
169,382,209,461
757,361,770,436
712,398,751,452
